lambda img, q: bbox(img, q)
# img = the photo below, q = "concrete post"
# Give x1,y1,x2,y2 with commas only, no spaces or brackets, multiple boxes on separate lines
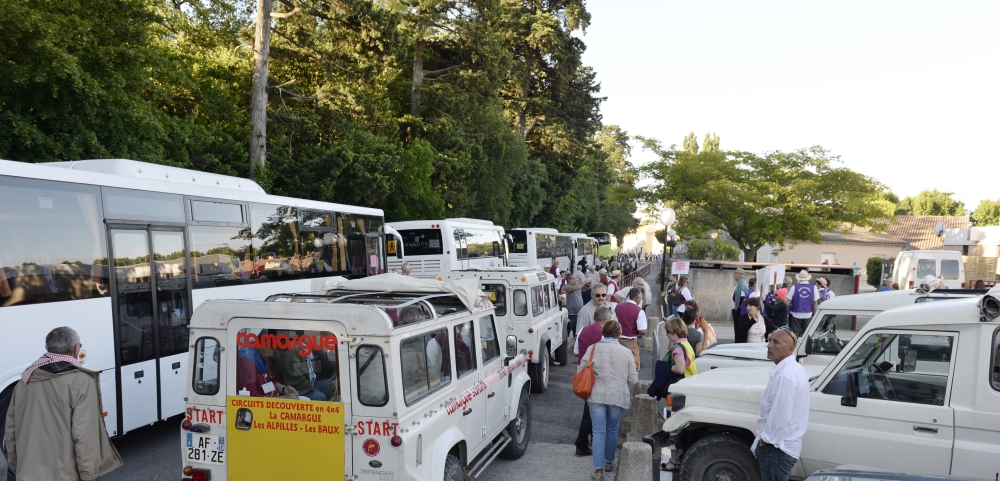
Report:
618,441,653,481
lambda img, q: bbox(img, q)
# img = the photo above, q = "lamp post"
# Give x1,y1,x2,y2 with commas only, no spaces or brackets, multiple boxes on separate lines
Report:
658,208,675,291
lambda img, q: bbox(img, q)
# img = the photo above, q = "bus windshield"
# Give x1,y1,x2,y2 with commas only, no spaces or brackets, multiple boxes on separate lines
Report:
400,229,444,256
509,231,528,254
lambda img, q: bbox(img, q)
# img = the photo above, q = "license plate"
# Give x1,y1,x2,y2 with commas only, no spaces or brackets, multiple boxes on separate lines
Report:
186,433,226,465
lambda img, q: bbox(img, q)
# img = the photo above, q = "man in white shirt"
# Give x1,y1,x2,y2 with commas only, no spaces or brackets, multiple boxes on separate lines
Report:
752,328,810,481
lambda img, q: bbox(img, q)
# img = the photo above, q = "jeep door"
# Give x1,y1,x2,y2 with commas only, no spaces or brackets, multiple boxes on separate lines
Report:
802,330,957,475
478,314,508,437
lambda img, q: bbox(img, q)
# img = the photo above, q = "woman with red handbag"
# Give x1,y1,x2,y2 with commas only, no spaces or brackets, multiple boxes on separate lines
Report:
576,320,637,480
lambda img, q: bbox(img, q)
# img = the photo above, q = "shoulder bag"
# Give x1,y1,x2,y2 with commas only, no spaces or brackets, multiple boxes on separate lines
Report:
573,343,598,399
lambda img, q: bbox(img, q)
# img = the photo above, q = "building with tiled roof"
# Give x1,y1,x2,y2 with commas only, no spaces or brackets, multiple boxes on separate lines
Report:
756,226,907,270
884,215,970,250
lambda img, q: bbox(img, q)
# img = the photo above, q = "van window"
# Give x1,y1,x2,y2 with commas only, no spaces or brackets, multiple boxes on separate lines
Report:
514,289,528,316
940,259,960,280
192,337,220,395
531,286,544,316
357,346,388,406
479,315,501,363
235,328,341,401
454,321,478,378
400,329,451,405
991,328,1000,392
482,283,507,316
543,284,551,309
916,259,936,279
808,314,874,355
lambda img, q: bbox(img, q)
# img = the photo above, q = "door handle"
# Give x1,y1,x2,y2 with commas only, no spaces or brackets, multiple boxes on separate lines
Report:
463,408,473,416
913,425,938,433
488,392,496,398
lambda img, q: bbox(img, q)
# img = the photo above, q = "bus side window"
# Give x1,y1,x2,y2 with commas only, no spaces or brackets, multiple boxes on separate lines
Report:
514,290,528,316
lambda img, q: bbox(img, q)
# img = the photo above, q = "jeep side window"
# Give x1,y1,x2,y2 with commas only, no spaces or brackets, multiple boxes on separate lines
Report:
514,289,528,316
991,328,1000,391
357,346,388,406
822,332,954,406
543,284,551,309
808,314,873,355
531,286,543,316
479,315,501,363
482,283,507,316
192,337,220,395
454,321,478,378
400,329,451,405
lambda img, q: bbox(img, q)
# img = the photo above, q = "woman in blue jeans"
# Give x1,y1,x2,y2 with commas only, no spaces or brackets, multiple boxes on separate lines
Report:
577,320,638,480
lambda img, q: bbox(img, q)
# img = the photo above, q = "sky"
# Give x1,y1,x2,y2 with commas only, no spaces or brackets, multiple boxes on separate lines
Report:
577,1,999,212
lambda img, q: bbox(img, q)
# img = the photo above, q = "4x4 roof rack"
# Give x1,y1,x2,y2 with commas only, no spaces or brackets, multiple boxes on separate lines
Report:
264,290,470,325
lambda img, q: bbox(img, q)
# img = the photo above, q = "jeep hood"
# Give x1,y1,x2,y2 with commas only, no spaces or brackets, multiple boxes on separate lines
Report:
670,364,825,413
699,343,769,361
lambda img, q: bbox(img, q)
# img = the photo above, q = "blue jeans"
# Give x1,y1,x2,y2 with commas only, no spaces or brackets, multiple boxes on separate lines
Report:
589,402,624,470
754,444,796,481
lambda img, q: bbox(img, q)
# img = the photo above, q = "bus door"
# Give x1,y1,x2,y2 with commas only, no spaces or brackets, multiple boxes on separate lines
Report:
454,229,470,270
108,225,191,434
365,232,383,276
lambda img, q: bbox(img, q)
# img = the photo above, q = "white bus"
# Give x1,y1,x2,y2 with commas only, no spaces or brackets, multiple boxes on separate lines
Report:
0,158,399,437
508,228,577,274
567,233,598,272
386,218,508,278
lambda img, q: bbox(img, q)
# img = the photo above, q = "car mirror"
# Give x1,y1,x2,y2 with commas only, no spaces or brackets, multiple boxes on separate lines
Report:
841,371,859,407
504,335,518,364
804,336,813,355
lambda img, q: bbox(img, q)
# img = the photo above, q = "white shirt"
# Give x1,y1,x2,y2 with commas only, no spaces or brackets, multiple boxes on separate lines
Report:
676,287,693,313
619,299,648,339
751,355,810,459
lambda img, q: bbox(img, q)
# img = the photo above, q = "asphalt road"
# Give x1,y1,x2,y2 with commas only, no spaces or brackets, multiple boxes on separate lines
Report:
100,265,736,480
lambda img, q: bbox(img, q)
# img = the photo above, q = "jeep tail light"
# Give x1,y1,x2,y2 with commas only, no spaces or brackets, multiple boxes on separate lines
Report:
191,468,212,481
528,328,534,333
391,435,403,447
909,280,914,288
181,419,192,430
528,350,533,359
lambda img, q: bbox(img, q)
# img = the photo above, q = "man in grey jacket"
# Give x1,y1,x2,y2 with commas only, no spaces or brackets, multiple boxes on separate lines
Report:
5,327,123,480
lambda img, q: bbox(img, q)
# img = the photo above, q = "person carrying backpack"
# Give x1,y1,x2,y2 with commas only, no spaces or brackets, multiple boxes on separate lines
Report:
664,274,679,316
648,316,697,471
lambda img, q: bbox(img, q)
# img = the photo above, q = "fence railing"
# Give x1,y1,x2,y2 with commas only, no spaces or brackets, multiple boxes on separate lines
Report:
619,261,653,288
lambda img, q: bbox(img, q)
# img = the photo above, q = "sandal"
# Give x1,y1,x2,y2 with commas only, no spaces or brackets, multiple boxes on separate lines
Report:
661,461,679,472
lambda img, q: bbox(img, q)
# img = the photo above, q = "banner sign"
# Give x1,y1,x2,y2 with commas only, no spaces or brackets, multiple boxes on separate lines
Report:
672,261,690,275
228,397,345,480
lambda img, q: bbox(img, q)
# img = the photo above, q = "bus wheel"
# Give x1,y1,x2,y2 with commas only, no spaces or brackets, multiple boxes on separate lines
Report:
443,454,464,481
530,349,549,393
500,388,531,459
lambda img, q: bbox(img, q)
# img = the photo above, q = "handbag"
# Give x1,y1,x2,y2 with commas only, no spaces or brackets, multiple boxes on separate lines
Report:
573,343,598,399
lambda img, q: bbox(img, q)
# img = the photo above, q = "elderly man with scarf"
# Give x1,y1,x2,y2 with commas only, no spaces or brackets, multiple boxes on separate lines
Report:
5,327,122,480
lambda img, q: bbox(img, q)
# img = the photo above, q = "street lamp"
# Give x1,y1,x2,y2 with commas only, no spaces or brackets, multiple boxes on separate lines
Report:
658,208,676,291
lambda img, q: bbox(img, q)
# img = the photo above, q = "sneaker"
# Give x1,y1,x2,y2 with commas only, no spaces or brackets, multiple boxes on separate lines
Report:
592,470,603,481
605,461,614,472
575,447,593,456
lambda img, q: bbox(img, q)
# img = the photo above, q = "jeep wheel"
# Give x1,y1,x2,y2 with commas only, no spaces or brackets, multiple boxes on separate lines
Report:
499,388,531,459
679,434,760,481
443,454,464,481
530,349,549,393
554,332,569,365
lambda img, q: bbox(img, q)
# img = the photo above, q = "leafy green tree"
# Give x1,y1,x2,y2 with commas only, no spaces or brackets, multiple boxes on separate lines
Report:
866,257,884,288
897,189,966,216
638,139,887,261
972,199,1000,226
686,238,740,261
682,132,699,154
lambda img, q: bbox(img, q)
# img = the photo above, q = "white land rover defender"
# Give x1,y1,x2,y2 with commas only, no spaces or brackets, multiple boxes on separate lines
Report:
694,286,987,371
179,274,532,481
437,267,570,393
655,286,1000,481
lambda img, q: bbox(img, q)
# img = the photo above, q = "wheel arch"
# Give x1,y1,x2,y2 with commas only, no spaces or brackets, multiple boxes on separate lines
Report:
676,422,756,453
430,425,468,479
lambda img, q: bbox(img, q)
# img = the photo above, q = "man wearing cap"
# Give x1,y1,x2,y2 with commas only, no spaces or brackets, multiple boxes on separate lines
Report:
787,270,819,337
731,269,749,325
600,269,619,299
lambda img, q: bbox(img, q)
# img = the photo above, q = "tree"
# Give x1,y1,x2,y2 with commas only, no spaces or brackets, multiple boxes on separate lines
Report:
686,238,740,261
972,199,1000,226
682,132,699,154
866,257,884,288
638,140,887,261
897,189,966,216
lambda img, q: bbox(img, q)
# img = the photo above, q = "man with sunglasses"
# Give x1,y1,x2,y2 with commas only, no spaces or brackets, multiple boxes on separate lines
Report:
575,283,613,347
752,327,809,481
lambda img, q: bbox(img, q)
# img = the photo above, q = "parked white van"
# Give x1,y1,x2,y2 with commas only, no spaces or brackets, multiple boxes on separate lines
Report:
891,250,965,290
179,274,531,481
437,267,570,393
